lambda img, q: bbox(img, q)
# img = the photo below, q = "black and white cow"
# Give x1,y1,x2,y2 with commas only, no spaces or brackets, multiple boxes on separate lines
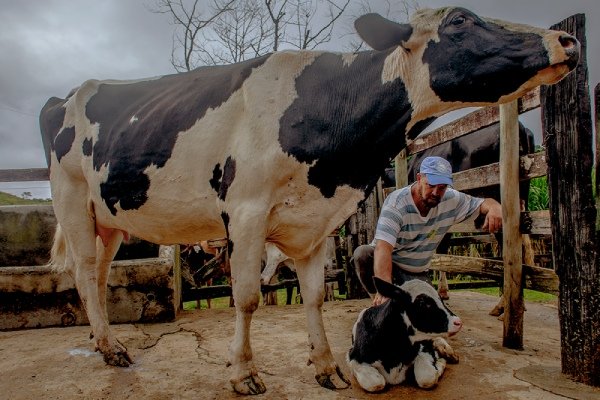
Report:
347,277,462,392
39,7,578,395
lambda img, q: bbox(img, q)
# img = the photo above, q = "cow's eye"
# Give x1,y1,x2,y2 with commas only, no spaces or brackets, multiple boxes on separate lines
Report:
451,15,466,26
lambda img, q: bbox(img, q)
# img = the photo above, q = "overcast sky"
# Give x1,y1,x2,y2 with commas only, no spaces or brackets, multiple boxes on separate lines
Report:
0,0,597,198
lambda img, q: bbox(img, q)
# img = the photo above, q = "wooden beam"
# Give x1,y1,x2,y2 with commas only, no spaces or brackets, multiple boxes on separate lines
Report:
0,168,49,182
451,152,547,192
430,255,558,295
408,88,540,155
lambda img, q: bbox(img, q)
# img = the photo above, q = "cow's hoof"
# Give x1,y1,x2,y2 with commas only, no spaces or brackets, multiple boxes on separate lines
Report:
316,366,351,390
231,375,267,395
103,350,133,367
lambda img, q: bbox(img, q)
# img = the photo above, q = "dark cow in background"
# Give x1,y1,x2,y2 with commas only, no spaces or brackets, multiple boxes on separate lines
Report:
347,277,462,392
382,121,535,301
382,121,535,201
407,121,535,204
40,6,578,395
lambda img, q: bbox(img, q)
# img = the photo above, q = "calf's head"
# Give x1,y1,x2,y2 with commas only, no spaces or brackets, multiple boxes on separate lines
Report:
374,277,462,340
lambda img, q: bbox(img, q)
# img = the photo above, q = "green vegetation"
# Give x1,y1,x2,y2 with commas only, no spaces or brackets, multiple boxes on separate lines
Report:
0,191,52,205
527,176,549,211
466,286,557,303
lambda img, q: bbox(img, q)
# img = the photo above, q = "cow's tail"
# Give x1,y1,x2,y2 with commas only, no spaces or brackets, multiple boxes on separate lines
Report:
49,224,68,273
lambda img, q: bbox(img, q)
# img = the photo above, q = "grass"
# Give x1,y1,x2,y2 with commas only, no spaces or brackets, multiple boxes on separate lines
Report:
466,286,557,303
528,176,550,211
0,191,52,205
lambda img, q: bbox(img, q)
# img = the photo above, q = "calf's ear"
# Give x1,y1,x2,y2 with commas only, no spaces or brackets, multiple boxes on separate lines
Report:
354,13,413,51
373,277,403,299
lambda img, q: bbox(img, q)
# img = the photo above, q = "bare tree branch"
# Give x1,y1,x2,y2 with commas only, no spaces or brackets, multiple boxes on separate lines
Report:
152,0,354,68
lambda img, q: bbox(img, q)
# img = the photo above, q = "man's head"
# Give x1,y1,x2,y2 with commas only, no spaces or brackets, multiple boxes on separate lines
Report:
419,156,453,186
415,156,453,209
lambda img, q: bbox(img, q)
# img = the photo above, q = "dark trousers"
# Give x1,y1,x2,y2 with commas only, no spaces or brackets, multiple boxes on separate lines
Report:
352,244,431,295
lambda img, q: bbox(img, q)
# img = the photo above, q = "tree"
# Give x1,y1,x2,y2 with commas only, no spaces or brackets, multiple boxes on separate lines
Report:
153,0,351,71
152,0,236,72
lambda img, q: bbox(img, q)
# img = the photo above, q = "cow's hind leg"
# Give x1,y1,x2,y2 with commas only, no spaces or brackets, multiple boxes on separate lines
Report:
226,226,267,395
295,241,350,390
95,228,130,364
53,192,130,367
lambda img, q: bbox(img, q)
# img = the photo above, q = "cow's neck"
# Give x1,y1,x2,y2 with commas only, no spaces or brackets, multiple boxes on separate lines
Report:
278,50,434,198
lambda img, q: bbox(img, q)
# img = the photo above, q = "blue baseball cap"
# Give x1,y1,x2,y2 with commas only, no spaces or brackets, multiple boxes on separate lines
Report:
419,156,453,186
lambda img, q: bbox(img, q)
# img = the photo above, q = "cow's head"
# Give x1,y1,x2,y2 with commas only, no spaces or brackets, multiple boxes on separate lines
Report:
355,7,579,124
373,277,462,340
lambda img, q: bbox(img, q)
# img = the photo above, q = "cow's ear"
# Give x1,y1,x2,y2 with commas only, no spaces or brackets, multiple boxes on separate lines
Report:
354,13,413,51
373,277,403,299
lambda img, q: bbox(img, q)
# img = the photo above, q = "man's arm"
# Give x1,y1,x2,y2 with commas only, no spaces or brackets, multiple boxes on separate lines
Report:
372,239,395,305
479,198,503,233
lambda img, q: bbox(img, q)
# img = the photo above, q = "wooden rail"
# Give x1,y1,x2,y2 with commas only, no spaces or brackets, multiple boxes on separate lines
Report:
0,168,49,182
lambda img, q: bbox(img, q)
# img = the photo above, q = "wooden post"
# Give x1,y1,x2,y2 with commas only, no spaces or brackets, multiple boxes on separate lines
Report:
499,100,524,349
394,149,408,189
595,84,600,230
542,14,600,387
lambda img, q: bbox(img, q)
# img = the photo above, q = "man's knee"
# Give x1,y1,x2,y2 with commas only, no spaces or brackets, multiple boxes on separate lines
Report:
353,245,374,265
353,245,375,294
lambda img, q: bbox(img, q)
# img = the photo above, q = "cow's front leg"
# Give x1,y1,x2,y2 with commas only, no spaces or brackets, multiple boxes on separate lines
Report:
227,229,266,395
295,242,350,390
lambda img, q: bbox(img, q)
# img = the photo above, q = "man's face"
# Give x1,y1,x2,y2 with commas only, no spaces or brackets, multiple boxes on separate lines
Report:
418,174,448,208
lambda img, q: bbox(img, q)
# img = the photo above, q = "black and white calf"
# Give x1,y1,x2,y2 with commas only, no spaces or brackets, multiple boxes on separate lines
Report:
347,277,462,392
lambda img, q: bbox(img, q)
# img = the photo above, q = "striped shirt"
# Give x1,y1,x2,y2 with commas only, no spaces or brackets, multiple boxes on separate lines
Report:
373,184,484,273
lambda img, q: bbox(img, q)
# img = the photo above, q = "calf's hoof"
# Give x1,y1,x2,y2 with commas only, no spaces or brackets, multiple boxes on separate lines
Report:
433,338,459,364
316,366,351,390
231,375,267,395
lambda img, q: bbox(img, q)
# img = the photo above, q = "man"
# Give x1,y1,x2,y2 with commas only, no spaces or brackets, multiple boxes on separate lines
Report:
354,156,503,306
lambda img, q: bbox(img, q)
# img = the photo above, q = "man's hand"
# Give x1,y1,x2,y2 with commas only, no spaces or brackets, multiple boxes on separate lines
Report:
373,292,389,306
480,198,502,233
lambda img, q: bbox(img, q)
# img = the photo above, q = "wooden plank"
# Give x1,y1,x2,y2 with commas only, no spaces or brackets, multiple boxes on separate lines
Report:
409,106,500,154
447,210,549,235
0,168,49,182
430,255,558,295
500,100,525,349
408,87,540,155
452,152,547,192
528,210,551,235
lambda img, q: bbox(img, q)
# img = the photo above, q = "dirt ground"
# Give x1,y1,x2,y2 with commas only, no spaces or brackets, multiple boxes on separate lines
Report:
1,291,599,400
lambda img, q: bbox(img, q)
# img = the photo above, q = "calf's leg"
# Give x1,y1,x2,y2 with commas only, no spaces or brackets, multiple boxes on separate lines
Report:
346,360,386,392
413,348,446,389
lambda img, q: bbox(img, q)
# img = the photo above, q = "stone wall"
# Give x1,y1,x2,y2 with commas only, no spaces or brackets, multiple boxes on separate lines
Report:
0,205,180,330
